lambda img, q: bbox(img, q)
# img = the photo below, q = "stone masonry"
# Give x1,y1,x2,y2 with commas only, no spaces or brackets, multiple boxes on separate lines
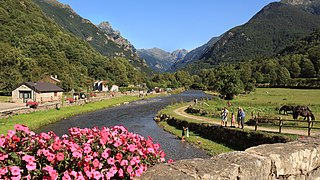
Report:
137,136,320,180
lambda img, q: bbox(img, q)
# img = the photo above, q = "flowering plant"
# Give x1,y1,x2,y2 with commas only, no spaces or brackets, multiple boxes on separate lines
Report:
0,124,166,179
65,97,75,103
26,101,38,108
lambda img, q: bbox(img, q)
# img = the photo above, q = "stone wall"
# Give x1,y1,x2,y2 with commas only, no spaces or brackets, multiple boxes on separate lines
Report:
138,136,320,180
155,114,292,151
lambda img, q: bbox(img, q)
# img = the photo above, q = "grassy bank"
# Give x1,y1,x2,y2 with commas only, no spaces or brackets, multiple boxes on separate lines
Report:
158,121,233,156
158,103,234,156
0,95,158,135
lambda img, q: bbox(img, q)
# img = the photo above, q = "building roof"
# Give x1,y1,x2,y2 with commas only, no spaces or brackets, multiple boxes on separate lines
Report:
23,82,64,93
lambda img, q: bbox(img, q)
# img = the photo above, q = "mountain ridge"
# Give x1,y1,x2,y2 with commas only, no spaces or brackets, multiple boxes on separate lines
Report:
178,1,320,72
33,0,152,74
137,48,188,72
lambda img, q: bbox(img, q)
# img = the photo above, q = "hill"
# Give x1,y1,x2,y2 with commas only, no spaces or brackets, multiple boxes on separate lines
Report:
179,1,320,72
0,0,145,92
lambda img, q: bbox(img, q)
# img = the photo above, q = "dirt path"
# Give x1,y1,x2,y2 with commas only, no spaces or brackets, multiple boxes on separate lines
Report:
173,105,319,136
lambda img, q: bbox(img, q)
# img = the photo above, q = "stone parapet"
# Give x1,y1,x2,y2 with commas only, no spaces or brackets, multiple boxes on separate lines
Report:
138,136,320,179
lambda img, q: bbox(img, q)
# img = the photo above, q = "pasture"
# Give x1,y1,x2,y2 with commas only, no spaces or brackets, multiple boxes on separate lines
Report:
197,88,320,132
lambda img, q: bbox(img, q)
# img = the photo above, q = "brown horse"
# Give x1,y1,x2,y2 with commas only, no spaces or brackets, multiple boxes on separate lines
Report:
279,105,295,115
292,106,314,121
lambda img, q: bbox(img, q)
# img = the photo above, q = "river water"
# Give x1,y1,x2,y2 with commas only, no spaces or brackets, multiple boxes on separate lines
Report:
35,90,211,160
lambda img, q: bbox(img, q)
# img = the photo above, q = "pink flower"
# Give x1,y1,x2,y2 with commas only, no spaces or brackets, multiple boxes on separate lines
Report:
10,166,21,176
92,158,100,169
127,144,136,152
52,140,61,150
0,154,8,161
127,165,133,174
47,153,56,162
62,171,72,180
93,171,102,180
22,155,35,163
56,152,65,161
147,147,155,154
0,167,8,176
118,168,124,178
107,157,115,165
101,149,110,159
50,170,59,180
43,165,54,174
26,162,37,171
120,160,128,166
83,145,92,154
72,151,82,159
115,153,123,161
167,159,174,164
7,130,15,138
135,167,144,177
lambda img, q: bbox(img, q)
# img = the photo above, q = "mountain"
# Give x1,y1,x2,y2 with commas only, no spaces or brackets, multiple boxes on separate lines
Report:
171,49,189,62
137,48,188,72
169,37,220,72
0,0,145,92
179,0,320,72
32,0,151,74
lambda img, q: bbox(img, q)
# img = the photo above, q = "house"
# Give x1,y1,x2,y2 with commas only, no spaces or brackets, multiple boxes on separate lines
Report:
12,82,64,103
110,85,119,92
93,81,109,92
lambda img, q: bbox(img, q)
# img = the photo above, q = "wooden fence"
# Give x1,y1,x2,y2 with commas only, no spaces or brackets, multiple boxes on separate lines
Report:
252,113,320,136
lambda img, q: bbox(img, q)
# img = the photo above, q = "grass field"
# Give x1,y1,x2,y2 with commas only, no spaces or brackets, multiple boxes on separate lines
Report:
203,88,320,120
0,96,11,102
188,88,320,133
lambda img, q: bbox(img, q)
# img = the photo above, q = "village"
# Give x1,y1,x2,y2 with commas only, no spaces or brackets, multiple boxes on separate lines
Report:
0,75,168,118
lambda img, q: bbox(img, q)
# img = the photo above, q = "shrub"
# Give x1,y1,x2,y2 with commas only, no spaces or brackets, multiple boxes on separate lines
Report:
0,124,166,179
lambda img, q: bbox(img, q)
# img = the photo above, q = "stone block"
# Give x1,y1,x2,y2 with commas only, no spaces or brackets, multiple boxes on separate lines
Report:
246,141,320,178
213,151,272,179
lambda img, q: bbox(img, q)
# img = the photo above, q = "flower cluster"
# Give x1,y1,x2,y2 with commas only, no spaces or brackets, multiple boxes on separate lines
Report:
0,124,166,179
65,98,75,103
26,101,38,108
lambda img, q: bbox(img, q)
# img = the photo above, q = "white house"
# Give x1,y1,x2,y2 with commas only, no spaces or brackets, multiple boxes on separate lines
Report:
110,85,119,92
12,82,64,103
93,81,109,92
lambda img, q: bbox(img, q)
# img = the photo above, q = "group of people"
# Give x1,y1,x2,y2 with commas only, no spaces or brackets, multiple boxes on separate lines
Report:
221,106,245,129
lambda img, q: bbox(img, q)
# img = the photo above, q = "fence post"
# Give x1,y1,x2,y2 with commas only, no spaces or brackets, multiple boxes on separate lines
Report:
279,117,282,133
255,115,258,131
308,117,311,136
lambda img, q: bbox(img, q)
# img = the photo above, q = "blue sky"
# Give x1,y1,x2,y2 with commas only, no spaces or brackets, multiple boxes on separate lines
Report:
58,0,278,52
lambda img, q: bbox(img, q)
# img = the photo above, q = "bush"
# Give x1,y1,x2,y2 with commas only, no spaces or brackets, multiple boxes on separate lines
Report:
0,124,166,179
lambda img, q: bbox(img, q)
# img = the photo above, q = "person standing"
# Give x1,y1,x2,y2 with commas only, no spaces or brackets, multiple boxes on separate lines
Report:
237,107,241,128
221,107,229,127
181,126,187,141
231,112,235,127
239,108,245,129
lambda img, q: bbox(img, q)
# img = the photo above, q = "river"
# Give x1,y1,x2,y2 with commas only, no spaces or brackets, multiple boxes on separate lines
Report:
35,90,211,160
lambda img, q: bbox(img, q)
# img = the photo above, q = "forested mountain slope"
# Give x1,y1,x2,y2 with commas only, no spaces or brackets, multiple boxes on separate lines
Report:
180,1,320,72
0,0,145,92
33,0,152,75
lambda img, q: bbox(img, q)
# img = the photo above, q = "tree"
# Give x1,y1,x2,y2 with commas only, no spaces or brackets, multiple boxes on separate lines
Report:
300,58,316,78
214,66,244,100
